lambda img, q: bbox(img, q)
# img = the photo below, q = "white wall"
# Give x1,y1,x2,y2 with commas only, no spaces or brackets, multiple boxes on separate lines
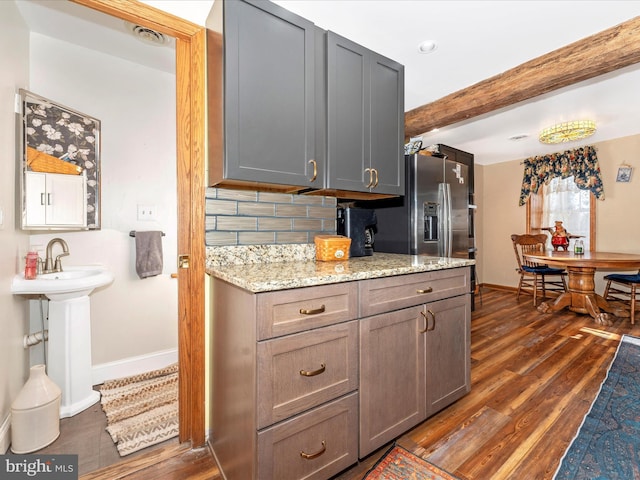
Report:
0,0,30,454
25,33,178,371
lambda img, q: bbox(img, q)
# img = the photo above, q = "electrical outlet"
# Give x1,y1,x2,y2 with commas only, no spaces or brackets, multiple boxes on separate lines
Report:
137,204,157,221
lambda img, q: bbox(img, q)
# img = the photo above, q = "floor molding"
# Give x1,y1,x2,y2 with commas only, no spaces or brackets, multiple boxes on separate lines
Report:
92,349,178,386
0,412,11,454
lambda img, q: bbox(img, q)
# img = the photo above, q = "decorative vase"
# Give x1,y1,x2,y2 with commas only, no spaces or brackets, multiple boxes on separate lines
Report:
11,364,62,453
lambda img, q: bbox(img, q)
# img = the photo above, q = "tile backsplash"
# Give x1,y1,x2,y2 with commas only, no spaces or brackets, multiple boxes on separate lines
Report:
205,188,337,246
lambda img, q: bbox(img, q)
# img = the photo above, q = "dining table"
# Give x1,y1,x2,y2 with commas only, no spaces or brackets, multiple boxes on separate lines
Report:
522,250,640,325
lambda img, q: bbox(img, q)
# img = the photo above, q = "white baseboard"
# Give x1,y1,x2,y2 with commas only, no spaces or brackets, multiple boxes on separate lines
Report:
92,348,178,385
0,412,11,454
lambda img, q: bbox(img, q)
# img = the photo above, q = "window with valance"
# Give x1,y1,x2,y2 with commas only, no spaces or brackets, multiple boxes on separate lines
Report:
518,145,605,206
521,145,603,252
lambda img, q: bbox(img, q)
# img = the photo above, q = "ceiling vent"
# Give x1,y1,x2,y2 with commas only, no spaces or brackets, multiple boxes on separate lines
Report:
125,22,168,46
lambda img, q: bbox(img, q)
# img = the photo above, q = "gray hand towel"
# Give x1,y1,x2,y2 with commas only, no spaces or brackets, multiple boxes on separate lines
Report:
135,231,163,279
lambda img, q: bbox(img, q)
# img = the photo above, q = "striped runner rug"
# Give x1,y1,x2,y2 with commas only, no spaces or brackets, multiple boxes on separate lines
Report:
99,363,179,456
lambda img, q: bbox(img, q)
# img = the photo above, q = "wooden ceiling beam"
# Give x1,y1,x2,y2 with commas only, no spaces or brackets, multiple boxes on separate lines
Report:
405,16,640,138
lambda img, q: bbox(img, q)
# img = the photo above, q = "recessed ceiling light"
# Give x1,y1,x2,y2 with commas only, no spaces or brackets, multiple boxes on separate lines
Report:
418,40,437,54
508,133,529,141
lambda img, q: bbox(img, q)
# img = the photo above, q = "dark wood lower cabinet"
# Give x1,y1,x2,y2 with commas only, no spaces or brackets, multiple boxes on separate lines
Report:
210,267,471,479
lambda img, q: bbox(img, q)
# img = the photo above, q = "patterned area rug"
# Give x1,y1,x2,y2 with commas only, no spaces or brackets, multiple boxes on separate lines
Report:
554,334,640,479
99,363,179,456
363,444,459,480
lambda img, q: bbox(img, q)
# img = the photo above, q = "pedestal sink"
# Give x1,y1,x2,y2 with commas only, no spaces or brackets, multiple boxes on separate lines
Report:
12,266,114,418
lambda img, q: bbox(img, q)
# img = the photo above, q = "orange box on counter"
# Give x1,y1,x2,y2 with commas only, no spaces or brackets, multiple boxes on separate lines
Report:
314,235,351,261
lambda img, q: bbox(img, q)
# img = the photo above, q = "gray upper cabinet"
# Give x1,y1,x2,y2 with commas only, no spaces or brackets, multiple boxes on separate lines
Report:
207,0,404,197
326,31,404,196
208,0,322,190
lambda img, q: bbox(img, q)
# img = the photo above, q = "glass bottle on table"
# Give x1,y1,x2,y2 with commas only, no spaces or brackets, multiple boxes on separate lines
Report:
574,239,584,255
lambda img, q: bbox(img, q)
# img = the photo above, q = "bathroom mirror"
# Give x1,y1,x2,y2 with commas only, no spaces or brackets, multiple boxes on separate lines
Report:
17,89,101,230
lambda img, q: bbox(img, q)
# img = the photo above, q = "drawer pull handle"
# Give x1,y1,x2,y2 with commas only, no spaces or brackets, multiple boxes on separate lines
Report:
300,363,326,377
299,305,325,315
416,287,433,294
300,440,326,460
420,310,436,333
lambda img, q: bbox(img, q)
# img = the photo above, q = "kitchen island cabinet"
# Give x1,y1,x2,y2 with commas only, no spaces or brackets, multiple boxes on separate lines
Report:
208,252,472,479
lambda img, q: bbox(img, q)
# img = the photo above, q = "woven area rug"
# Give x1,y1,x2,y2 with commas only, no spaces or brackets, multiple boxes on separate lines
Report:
554,334,640,479
363,444,459,480
99,363,179,456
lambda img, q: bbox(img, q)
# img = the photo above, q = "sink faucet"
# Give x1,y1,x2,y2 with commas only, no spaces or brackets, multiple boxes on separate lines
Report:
44,238,70,273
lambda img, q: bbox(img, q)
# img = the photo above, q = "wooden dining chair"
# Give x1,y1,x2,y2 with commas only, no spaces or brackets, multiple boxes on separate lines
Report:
603,270,640,324
511,234,568,307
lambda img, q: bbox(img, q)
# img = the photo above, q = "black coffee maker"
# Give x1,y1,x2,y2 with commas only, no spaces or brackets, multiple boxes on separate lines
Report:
337,207,377,257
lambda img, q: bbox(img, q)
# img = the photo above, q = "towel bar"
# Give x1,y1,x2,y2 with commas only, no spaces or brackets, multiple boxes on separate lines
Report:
129,231,165,237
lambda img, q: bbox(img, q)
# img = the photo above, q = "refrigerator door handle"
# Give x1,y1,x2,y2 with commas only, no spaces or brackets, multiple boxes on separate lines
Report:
437,183,452,257
442,183,452,257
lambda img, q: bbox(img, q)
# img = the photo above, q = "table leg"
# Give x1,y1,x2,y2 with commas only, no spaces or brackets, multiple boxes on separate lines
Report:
584,294,612,326
537,292,572,314
536,266,631,325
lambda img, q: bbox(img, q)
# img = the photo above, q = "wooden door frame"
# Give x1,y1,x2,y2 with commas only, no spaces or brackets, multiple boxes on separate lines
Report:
71,0,206,447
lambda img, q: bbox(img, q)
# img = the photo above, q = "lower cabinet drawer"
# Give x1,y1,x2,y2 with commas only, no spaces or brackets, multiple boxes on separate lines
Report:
257,321,358,429
360,268,470,317
257,393,358,480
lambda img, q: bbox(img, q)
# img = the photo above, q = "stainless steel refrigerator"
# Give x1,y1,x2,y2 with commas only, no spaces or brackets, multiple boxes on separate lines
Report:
373,153,475,259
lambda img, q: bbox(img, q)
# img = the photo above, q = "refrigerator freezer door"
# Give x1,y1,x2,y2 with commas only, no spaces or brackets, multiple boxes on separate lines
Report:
445,160,470,259
411,154,442,255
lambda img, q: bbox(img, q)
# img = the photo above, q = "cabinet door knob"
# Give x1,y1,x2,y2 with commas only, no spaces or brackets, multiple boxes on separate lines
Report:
300,363,326,377
299,305,325,315
416,287,433,294
308,159,317,182
300,440,326,460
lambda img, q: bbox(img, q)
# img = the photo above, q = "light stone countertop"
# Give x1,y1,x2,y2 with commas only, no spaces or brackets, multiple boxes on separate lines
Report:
206,247,475,293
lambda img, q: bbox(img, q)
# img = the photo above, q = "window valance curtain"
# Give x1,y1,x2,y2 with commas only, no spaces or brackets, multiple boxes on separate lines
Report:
518,145,604,206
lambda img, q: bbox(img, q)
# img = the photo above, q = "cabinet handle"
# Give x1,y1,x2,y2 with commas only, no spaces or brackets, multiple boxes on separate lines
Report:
419,311,428,333
308,159,317,182
300,363,326,377
371,168,379,188
47,193,52,205
364,168,373,187
300,440,326,460
420,310,436,333
299,305,325,315
40,193,45,205
427,309,436,331
416,287,433,294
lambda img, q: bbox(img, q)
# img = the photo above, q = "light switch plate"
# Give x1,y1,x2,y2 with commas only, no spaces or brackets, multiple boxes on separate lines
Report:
137,204,157,221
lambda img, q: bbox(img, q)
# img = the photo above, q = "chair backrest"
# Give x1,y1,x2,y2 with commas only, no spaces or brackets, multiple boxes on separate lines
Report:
511,234,548,271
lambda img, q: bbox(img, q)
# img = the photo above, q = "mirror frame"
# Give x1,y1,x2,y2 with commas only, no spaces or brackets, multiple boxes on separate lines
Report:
17,89,101,231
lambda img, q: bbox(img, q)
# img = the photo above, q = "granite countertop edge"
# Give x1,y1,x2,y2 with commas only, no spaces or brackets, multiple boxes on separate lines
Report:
206,245,475,293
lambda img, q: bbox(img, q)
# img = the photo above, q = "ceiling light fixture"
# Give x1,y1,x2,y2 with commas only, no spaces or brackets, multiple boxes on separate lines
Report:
539,120,596,144
418,40,437,54
125,21,168,46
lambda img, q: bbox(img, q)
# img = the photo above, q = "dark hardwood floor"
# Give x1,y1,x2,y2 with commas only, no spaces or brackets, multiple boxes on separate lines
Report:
73,286,638,479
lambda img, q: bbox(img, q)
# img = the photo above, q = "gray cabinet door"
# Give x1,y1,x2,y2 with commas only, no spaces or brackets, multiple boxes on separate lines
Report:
224,0,321,187
370,52,404,195
327,31,404,195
